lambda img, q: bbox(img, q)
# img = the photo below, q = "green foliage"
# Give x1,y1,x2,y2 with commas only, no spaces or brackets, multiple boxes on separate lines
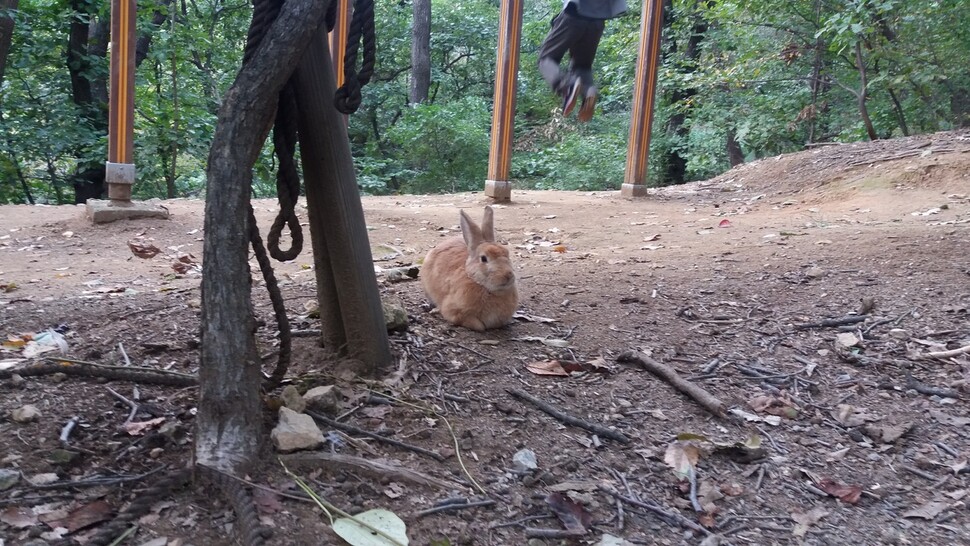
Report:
1,0,967,203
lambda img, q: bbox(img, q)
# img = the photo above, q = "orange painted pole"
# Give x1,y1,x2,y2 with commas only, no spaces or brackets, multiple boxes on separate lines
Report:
484,0,523,202
622,0,664,197
106,0,136,201
328,0,351,90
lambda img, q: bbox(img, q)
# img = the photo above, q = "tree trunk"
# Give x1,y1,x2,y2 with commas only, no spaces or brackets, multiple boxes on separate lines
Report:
662,0,707,185
726,129,744,167
198,0,330,475
409,0,431,104
0,0,17,86
293,19,392,374
854,41,878,141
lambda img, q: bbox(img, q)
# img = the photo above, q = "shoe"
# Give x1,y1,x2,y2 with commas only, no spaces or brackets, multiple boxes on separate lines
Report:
578,87,598,122
562,79,582,117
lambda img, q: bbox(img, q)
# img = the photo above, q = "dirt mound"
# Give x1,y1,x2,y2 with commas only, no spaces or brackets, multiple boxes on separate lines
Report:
1,131,969,545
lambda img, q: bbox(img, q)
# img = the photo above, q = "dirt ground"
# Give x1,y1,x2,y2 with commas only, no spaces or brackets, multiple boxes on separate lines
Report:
1,129,969,546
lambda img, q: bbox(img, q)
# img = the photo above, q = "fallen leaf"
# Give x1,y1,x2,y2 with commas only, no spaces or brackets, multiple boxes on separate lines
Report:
664,441,700,478
0,506,37,528
332,508,408,545
383,482,406,499
46,500,113,532
817,478,863,504
526,360,569,377
831,404,880,427
863,422,913,444
546,492,592,533
547,480,601,492
791,506,828,537
929,409,970,427
720,483,744,496
748,393,799,419
718,219,732,228
122,417,166,436
902,500,948,519
128,241,161,259
835,332,860,348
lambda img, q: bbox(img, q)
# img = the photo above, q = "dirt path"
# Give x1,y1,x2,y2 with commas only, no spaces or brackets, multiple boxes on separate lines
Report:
1,130,969,545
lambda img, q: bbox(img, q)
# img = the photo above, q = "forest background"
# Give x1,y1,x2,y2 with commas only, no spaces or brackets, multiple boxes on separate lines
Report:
0,0,967,205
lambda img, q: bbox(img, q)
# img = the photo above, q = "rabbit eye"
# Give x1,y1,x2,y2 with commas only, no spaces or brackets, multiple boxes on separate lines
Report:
480,255,488,263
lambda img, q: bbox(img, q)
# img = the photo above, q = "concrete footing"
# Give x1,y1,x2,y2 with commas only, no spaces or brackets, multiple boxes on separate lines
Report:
85,199,170,224
484,180,512,202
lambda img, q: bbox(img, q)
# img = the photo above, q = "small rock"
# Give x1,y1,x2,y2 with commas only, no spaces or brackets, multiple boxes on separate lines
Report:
271,407,324,453
511,449,538,473
805,266,825,278
304,385,340,414
281,385,307,413
835,332,860,349
382,297,409,333
888,328,910,340
149,448,165,459
51,372,68,383
0,468,20,490
159,421,188,445
11,404,42,423
9,373,25,388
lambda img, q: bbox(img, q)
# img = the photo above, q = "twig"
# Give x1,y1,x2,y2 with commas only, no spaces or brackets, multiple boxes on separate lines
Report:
306,410,446,462
279,452,462,490
617,351,727,419
118,342,132,367
31,465,169,490
488,515,555,530
59,416,80,443
524,528,586,539
106,387,140,422
935,441,960,458
901,464,938,481
687,467,703,512
598,485,711,536
906,373,960,399
506,388,630,444
794,315,869,330
923,344,970,360
414,499,495,518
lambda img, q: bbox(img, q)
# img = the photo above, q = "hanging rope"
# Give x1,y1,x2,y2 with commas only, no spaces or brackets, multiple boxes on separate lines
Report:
334,0,376,114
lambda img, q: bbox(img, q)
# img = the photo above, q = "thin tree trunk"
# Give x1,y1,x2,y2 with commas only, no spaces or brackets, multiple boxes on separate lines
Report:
726,129,744,166
887,87,909,136
293,19,392,374
409,0,431,104
0,0,17,86
199,0,330,474
854,41,878,141
662,0,707,185
168,11,179,198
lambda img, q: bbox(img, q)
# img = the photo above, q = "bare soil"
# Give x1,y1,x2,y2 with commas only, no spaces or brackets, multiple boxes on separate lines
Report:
1,129,969,546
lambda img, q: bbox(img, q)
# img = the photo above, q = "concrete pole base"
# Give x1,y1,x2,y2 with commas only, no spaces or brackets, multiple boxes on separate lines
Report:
106,162,136,201
85,199,170,224
620,183,648,198
484,180,512,202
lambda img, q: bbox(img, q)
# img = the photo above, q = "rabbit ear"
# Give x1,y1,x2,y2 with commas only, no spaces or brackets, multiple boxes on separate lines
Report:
460,209,483,249
481,206,495,242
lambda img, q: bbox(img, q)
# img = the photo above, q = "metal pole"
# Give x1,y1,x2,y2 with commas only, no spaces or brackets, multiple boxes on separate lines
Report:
622,0,664,197
106,0,136,201
328,0,352,90
484,0,523,202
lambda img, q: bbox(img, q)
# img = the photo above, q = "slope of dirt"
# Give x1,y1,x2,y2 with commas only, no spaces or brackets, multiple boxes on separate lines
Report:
1,129,969,545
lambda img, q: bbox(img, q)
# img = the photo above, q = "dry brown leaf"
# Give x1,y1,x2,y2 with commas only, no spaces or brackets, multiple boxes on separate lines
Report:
122,417,166,436
791,506,828,537
0,506,38,528
128,241,161,259
902,500,948,519
526,359,569,376
546,492,592,533
664,441,701,478
863,422,913,444
45,500,113,532
817,478,863,504
832,404,880,427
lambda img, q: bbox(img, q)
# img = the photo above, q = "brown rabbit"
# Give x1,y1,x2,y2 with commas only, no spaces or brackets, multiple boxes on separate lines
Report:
421,206,518,331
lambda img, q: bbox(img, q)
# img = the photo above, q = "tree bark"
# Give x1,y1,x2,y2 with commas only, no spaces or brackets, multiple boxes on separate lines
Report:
0,0,17,86
409,0,431,104
854,41,878,141
293,19,392,374
725,129,744,167
662,0,707,185
198,0,330,475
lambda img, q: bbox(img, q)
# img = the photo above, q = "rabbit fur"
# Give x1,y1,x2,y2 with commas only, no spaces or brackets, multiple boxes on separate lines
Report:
421,206,518,331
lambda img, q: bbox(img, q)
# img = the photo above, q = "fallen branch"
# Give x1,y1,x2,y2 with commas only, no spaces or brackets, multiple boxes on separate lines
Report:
307,410,446,461
906,373,960,399
922,344,970,360
794,315,869,330
617,351,727,419
278,452,462,490
506,388,630,444
415,499,496,518
598,485,711,536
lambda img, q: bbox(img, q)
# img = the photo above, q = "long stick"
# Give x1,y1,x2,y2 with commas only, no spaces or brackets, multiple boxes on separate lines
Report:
617,351,727,418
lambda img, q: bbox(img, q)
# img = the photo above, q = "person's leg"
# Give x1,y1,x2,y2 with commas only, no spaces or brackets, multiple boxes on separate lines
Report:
567,20,605,122
538,12,583,93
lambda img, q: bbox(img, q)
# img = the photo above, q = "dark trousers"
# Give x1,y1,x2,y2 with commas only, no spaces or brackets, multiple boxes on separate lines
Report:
537,10,606,94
